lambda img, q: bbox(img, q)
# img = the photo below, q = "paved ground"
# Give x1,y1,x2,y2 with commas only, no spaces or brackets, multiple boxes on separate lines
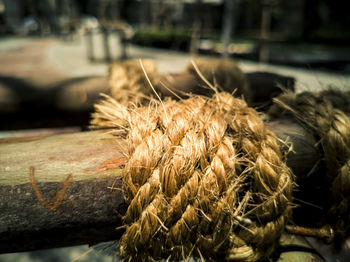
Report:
52,35,350,92
0,37,35,56
0,38,66,87
50,35,350,92
1,35,349,92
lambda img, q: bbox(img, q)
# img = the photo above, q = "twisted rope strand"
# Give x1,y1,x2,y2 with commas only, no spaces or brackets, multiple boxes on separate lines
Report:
92,91,292,261
270,90,350,246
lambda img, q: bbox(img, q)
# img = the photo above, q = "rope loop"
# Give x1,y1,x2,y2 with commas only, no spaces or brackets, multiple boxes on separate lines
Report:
270,90,350,247
93,92,292,261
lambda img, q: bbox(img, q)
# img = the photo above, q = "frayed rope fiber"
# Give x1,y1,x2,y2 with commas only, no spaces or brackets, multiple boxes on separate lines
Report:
109,59,159,105
92,91,292,261
108,58,251,106
186,58,252,104
269,90,350,247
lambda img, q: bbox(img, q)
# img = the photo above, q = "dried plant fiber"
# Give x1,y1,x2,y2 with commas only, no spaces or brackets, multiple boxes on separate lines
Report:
108,58,251,107
186,58,251,104
269,90,350,246
316,89,350,115
109,59,159,105
92,91,292,261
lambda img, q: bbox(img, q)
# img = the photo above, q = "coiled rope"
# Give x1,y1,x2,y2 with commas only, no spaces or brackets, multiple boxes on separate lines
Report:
269,90,350,247
186,58,252,104
92,90,292,261
107,58,251,105
109,59,159,105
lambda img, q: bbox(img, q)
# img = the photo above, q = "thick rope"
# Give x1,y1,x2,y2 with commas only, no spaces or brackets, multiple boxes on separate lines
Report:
269,90,350,246
186,58,252,104
107,58,251,106
317,89,350,115
108,59,159,105
92,92,292,261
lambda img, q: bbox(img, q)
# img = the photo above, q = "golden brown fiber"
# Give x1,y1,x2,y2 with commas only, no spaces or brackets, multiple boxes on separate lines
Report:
92,91,292,261
186,58,251,104
109,59,159,105
269,90,350,246
108,58,251,107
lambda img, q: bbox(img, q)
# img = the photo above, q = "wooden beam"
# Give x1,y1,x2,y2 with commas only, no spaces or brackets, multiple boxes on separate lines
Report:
0,119,318,254
0,130,127,253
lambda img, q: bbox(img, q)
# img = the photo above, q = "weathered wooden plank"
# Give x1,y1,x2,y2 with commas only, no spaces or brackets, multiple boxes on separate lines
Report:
0,130,127,253
0,130,126,185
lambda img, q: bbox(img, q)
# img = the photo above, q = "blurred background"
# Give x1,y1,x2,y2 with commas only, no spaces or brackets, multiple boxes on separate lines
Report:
0,0,349,261
0,0,349,133
1,0,350,65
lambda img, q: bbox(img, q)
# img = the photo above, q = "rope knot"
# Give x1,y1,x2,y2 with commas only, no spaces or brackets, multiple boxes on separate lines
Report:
93,92,292,261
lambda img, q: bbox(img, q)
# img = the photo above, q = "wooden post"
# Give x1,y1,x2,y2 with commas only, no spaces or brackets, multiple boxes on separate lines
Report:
259,0,274,63
189,0,202,55
0,119,318,254
85,29,95,62
102,27,112,63
221,0,236,58
120,30,128,60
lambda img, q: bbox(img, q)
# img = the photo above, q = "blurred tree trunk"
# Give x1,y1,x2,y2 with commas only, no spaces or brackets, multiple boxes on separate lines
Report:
62,0,71,14
190,0,203,55
110,0,120,21
43,0,59,34
283,0,305,38
98,0,110,21
98,0,120,21
241,0,257,31
173,0,185,27
141,0,152,27
258,0,281,63
259,0,272,63
2,0,21,33
221,0,237,58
